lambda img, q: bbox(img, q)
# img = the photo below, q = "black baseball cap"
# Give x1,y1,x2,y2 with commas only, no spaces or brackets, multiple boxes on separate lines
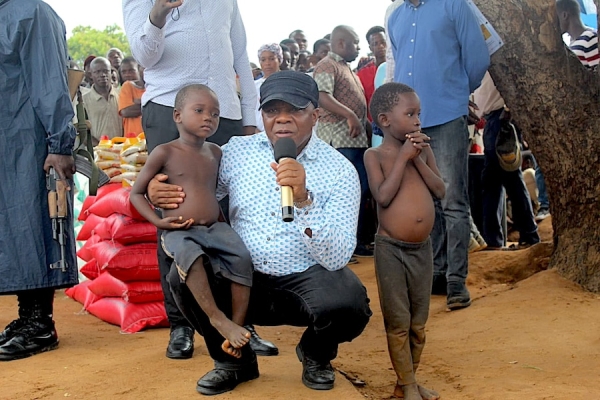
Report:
259,70,319,110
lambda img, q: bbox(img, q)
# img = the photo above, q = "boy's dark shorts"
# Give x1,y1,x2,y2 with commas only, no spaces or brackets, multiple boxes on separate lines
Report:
161,222,253,287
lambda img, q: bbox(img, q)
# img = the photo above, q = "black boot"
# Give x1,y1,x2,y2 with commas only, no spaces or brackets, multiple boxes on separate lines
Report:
0,293,34,346
0,289,59,361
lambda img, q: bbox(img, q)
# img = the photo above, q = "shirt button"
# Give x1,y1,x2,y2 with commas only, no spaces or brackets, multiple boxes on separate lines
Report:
263,261,267,265
411,39,414,43
267,237,271,241
275,187,280,191
409,55,413,59
408,72,412,76
412,23,416,26
271,212,275,216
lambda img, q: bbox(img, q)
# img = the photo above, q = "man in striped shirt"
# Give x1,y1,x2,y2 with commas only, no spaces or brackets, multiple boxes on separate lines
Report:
557,0,599,69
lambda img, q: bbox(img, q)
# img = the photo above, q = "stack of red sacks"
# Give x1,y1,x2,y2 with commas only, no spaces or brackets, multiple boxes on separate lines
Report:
66,184,169,333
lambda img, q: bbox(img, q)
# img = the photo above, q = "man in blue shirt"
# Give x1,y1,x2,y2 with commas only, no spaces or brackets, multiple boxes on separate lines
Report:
146,71,372,395
388,0,489,310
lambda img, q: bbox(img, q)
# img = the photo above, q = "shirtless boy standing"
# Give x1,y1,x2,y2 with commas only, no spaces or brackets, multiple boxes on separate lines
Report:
364,83,445,400
130,84,252,357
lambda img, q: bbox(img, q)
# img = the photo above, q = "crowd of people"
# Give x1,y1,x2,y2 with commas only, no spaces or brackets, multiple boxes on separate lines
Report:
1,0,597,398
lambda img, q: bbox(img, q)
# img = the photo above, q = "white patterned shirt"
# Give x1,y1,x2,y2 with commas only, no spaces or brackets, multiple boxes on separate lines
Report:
122,0,256,125
217,132,360,276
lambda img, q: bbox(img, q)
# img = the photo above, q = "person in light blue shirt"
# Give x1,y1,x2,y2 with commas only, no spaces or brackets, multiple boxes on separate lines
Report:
147,71,372,395
388,0,489,310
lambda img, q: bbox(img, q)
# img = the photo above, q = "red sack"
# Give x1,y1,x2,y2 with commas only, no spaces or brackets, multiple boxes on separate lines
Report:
88,272,164,303
65,280,99,308
88,187,145,220
76,214,106,241
96,183,123,198
86,298,169,333
78,195,97,221
94,214,157,245
123,282,164,303
77,235,102,262
80,259,100,280
91,241,159,282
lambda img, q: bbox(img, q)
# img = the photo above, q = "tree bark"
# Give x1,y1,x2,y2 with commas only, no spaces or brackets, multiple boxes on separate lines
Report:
474,0,600,291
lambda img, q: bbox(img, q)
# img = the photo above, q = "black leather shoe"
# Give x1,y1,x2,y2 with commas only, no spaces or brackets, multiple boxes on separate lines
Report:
246,325,278,356
0,319,59,361
295,344,335,390
166,326,194,359
0,319,24,346
196,363,260,395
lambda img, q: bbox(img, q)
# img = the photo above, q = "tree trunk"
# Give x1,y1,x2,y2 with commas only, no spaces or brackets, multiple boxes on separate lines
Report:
474,0,600,291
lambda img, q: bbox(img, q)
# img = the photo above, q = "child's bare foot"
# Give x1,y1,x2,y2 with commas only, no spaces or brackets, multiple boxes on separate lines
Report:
416,385,440,400
394,383,440,400
221,339,242,358
211,317,250,355
398,383,421,400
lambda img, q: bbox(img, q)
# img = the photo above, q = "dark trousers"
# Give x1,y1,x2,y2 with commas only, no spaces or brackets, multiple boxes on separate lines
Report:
168,263,372,369
374,235,432,386
482,109,539,247
337,147,372,247
142,101,243,328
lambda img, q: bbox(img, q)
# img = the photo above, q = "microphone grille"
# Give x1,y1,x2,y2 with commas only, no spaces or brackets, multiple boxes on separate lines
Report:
273,137,297,162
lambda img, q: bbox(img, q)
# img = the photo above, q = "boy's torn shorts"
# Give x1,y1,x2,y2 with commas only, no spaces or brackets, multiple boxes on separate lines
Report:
161,222,253,287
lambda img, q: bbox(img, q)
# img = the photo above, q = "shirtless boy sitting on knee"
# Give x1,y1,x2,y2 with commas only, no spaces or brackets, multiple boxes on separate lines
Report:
130,84,252,357
364,83,445,400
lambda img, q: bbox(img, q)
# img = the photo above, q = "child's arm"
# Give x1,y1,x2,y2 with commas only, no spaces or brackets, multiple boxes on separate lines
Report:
365,144,412,208
413,146,446,200
118,82,141,118
130,146,194,230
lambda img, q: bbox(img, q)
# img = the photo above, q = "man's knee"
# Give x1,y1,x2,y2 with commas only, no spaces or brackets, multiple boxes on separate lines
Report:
324,277,372,339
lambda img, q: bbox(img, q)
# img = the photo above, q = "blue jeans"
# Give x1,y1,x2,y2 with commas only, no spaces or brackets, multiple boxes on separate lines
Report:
482,110,539,247
529,155,549,210
535,165,549,209
423,117,470,283
337,147,370,246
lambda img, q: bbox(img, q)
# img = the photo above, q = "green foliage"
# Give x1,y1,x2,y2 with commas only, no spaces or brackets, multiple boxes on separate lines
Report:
67,24,131,66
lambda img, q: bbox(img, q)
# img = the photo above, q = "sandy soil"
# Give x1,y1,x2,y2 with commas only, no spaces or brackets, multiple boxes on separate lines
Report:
2,218,600,400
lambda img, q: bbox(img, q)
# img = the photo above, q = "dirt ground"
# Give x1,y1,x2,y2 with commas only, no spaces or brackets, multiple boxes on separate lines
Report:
2,217,600,400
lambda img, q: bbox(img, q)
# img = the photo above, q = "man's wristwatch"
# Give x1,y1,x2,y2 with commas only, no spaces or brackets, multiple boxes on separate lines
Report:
294,190,313,209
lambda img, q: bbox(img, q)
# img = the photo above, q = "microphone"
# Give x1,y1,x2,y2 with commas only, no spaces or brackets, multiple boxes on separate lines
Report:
273,137,297,222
